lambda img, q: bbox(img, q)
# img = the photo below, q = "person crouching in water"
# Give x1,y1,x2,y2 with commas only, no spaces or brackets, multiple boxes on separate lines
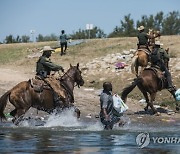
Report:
100,82,123,130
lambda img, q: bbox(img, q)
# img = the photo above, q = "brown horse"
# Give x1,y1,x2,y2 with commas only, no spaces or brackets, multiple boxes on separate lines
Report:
131,49,149,76
121,67,179,114
0,63,84,124
131,47,169,77
131,29,161,76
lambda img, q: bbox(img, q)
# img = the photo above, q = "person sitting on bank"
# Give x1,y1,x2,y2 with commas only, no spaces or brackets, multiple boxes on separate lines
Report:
151,41,175,91
100,82,123,130
36,46,64,78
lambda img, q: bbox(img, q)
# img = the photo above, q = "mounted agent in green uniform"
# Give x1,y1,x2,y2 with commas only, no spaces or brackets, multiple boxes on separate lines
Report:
36,46,65,107
151,41,175,91
137,25,160,51
36,46,64,78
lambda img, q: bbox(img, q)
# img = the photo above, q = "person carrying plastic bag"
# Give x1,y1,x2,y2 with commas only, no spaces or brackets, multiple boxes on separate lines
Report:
99,82,128,130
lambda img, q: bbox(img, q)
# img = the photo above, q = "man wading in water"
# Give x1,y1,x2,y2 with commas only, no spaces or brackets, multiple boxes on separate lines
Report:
100,82,124,130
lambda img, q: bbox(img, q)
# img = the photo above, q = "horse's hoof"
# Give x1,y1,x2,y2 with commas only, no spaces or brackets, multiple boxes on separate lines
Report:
12,118,15,123
144,107,148,112
154,112,161,116
14,120,20,126
118,121,126,127
176,107,180,111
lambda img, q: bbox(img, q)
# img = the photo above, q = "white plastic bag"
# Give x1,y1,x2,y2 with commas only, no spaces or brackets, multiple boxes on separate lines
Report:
113,94,128,113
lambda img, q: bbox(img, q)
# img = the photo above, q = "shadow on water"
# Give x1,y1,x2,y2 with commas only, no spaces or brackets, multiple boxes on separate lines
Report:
0,109,179,153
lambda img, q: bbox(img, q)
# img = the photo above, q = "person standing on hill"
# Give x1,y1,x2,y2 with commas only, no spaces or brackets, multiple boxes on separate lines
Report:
59,30,68,56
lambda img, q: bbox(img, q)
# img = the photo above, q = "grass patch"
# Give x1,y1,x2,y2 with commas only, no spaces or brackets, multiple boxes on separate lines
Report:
0,42,57,65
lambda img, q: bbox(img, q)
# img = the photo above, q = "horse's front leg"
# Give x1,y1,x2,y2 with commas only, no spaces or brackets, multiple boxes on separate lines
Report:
149,93,159,115
74,107,81,119
13,109,26,125
137,84,149,112
135,65,139,77
10,109,17,117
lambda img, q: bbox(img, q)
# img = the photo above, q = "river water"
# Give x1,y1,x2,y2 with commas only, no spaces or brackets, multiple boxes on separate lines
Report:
0,110,179,153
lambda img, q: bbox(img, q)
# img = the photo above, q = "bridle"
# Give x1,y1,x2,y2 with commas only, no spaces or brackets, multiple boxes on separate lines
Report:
59,68,82,88
60,71,74,82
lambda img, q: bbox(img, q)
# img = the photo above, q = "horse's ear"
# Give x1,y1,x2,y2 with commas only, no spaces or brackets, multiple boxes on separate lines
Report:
165,48,169,53
70,64,72,68
77,63,79,69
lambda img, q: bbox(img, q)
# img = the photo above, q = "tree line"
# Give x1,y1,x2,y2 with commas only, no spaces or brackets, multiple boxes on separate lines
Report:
109,11,180,37
2,11,180,44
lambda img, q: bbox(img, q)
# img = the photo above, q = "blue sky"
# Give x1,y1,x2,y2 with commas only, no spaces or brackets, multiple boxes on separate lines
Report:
0,0,180,42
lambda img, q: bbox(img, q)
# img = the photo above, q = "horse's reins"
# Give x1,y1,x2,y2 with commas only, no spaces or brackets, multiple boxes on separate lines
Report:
59,70,80,88
58,71,76,104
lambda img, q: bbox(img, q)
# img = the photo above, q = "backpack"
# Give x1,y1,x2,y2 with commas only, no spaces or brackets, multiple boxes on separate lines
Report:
112,94,128,113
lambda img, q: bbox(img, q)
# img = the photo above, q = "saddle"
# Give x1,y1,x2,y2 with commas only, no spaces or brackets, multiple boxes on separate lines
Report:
45,76,66,99
137,47,151,55
145,66,164,79
138,45,147,49
29,77,46,92
30,75,66,99
145,66,167,90
30,75,70,108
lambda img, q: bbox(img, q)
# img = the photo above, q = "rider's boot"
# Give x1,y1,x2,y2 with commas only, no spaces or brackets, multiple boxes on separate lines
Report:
166,75,175,91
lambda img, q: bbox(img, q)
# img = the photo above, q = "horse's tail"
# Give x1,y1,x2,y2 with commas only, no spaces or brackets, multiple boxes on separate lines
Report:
131,55,138,75
121,78,142,102
0,90,11,120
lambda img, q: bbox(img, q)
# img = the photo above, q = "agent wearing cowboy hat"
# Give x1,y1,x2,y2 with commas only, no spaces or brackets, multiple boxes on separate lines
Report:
36,46,66,107
137,25,160,50
151,41,175,91
36,46,64,78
